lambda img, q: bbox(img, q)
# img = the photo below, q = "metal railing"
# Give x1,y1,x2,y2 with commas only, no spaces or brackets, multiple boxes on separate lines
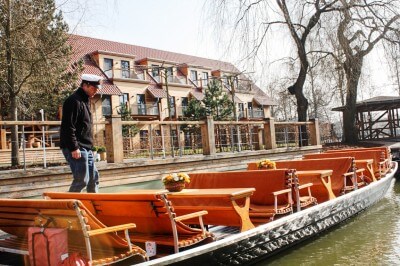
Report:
130,103,159,115
0,119,320,166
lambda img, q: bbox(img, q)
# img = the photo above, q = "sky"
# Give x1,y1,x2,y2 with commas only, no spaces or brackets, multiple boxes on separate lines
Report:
56,0,223,60
55,0,397,98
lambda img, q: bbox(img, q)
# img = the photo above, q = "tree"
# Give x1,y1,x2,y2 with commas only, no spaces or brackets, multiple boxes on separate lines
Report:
183,79,233,121
0,0,78,166
335,0,400,143
203,79,234,121
209,1,341,120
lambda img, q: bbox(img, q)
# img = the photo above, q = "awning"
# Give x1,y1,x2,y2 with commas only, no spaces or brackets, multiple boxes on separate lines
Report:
190,89,204,101
147,86,168,98
254,97,277,106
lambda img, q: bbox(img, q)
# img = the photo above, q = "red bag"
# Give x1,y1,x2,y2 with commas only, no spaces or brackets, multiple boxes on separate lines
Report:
28,227,68,266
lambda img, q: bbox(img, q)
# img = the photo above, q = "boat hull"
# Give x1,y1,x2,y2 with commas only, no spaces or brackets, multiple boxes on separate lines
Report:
142,162,398,266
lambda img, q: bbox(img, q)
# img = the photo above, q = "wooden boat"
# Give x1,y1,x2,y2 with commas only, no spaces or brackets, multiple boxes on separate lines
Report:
137,159,398,265
1,148,397,265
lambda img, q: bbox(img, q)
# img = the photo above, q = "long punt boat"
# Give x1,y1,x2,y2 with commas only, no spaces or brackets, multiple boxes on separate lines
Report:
4,148,396,265
138,158,398,265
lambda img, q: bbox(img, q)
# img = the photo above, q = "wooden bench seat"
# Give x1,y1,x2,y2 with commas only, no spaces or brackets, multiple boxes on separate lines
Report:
185,170,299,225
324,147,391,176
248,157,358,203
43,192,214,254
304,150,385,180
165,188,256,232
0,198,147,265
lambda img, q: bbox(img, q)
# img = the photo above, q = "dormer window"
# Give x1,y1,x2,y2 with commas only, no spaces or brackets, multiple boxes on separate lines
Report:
202,72,209,87
121,60,130,78
151,64,160,78
104,58,113,78
191,70,198,85
167,67,173,82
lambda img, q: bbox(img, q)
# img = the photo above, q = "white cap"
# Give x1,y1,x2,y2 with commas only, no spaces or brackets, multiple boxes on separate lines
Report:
81,74,103,89
82,74,103,83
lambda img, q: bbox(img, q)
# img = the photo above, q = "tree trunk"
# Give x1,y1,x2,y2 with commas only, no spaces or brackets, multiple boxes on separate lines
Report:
293,63,309,146
342,58,362,144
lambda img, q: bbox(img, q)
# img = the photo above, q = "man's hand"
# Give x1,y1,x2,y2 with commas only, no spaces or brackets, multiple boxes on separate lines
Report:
71,149,81,159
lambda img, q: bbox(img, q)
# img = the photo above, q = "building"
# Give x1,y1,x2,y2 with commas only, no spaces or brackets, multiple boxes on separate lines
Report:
68,35,276,145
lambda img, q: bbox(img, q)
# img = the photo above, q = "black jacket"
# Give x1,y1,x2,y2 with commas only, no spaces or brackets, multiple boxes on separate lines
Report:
60,87,93,151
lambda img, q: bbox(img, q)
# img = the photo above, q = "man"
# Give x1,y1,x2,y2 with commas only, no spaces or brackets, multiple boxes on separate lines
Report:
60,74,102,192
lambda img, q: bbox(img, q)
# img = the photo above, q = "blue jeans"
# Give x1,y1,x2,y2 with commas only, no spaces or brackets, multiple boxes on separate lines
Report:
62,148,99,193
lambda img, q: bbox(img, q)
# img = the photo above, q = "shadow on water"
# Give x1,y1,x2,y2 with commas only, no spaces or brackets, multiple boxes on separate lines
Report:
257,180,400,266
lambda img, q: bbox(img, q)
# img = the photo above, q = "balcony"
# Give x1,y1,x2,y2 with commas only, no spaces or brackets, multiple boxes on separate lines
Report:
177,106,189,117
151,75,188,85
104,67,146,81
167,75,187,85
248,108,264,119
131,103,159,116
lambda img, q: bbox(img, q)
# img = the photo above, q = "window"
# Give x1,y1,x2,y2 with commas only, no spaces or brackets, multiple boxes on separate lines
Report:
202,72,208,87
247,102,253,117
121,60,130,78
166,67,174,82
181,97,188,116
102,96,112,117
167,67,173,77
168,96,176,117
151,64,160,78
119,93,129,107
104,58,113,78
137,94,146,115
238,103,244,119
190,70,198,85
181,97,188,107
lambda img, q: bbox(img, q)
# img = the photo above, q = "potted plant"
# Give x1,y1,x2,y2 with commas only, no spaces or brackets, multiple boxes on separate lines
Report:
97,146,107,161
257,159,276,169
162,173,191,192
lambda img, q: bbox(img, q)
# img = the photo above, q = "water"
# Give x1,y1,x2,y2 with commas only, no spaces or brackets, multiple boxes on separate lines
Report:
260,180,400,265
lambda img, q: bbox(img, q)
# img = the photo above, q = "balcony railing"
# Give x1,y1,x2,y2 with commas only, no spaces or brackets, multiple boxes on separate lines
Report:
131,103,159,116
104,67,146,81
176,106,189,117
248,108,264,118
167,75,187,85
151,75,188,85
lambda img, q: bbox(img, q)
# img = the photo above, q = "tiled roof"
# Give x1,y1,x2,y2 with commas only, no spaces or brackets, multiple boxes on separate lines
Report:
67,34,275,104
254,90,277,106
68,34,239,73
147,85,168,98
80,55,122,95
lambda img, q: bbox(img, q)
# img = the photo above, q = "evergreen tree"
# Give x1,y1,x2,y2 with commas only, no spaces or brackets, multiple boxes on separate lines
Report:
202,79,233,121
0,0,79,166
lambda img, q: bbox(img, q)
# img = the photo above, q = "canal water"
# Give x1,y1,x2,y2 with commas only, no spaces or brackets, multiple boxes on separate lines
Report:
260,179,400,265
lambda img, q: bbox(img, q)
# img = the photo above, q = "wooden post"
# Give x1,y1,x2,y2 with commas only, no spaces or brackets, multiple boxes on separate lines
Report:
105,115,123,163
309,118,321,146
201,116,216,155
0,129,6,150
255,126,262,150
263,118,276,149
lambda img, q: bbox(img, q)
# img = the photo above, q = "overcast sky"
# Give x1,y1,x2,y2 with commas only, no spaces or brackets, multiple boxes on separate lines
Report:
56,0,396,97
56,0,224,60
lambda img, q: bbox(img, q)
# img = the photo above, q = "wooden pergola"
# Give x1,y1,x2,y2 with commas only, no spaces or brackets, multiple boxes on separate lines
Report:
332,96,400,141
